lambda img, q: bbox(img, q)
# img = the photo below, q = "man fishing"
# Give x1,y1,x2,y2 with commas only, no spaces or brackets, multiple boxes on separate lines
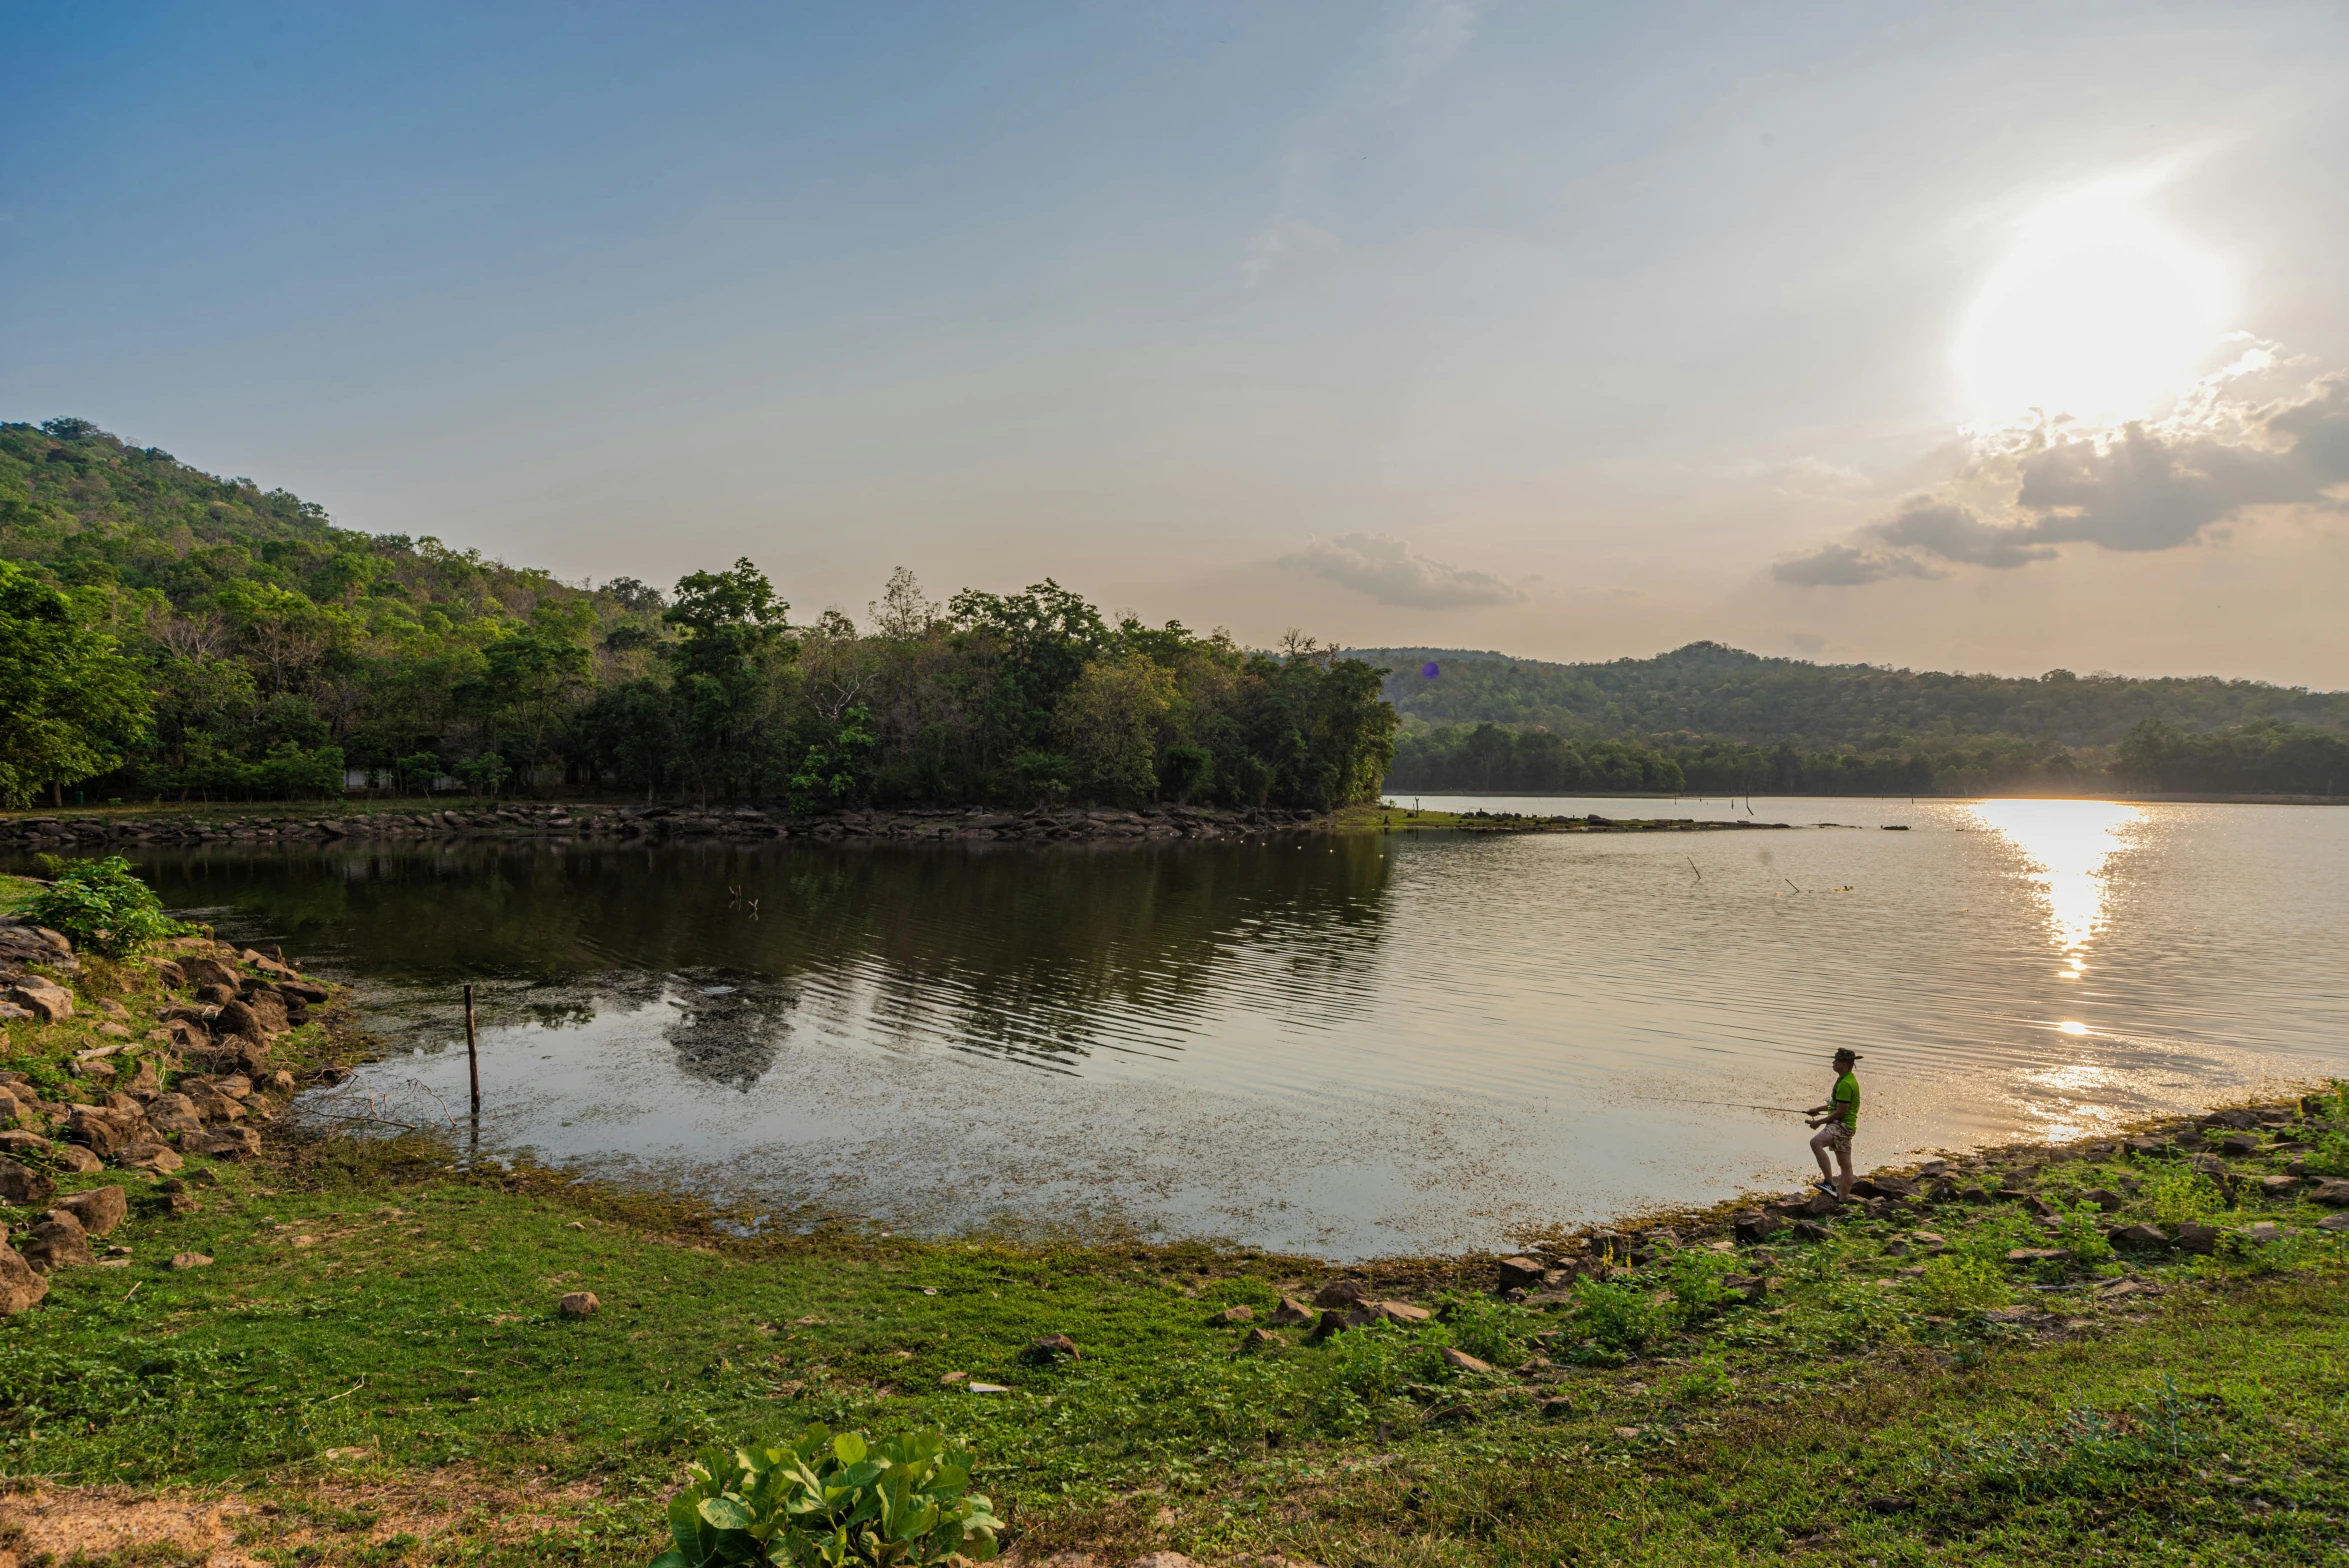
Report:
1806,1048,1862,1200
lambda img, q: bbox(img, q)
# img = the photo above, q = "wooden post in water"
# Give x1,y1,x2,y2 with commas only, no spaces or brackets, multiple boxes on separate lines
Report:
464,983,480,1116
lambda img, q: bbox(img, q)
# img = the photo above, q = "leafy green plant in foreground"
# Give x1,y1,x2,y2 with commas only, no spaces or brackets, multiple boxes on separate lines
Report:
653,1425,999,1568
1910,1255,2013,1315
22,855,193,957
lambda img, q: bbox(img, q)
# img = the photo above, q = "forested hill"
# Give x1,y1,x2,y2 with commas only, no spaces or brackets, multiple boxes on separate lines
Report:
1355,642,2349,748
0,418,1394,809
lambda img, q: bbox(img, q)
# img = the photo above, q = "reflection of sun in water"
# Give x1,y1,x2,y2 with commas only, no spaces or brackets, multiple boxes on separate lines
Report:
1969,799,2142,978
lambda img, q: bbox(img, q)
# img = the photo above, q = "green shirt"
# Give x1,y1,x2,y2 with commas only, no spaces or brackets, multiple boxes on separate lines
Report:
1831,1072,1859,1131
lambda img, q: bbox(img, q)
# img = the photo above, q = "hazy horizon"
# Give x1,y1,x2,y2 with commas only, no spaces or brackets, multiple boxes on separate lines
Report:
9,3,2347,686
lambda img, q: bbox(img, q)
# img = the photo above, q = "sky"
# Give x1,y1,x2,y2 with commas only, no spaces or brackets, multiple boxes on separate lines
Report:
7,1,2348,684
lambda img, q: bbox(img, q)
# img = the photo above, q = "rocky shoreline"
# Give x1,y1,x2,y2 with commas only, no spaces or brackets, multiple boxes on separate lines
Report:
0,801,1333,851
2,914,337,1315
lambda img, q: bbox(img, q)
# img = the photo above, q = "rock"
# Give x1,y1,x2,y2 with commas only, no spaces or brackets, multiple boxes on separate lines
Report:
54,1145,104,1174
558,1290,600,1317
1731,1211,1779,1244
2216,1134,2262,1158
0,1129,49,1156
0,1247,48,1313
280,980,330,1006
2004,1248,2069,1263
119,1141,183,1173
215,1000,266,1041
2199,1108,2262,1131
1587,1230,1633,1263
1212,1304,1254,1324
2109,1223,2169,1249
182,1126,262,1159
1025,1332,1081,1363
1346,1299,1431,1328
0,1157,57,1206
163,1017,210,1051
177,956,242,991
121,1058,164,1100
2172,1222,2221,1255
1721,1274,1781,1302
242,991,289,1034
22,1213,95,1272
1496,1255,1548,1290
2080,1189,2126,1212
67,1107,130,1157
2262,1174,2303,1196
164,1191,202,1215
1312,1279,1371,1308
938,1370,969,1385
2318,1214,2349,1233
1307,1308,1351,1341
148,958,188,989
55,1186,127,1236
1797,1189,1842,1218
1130,1554,1207,1568
1440,1347,1492,1373
1791,1220,1831,1243
170,1252,214,1270
1267,1297,1315,1325
2308,1178,2349,1207
1855,1175,1921,1200
146,1094,204,1135
1908,1231,1948,1252
1925,1177,1960,1203
4,979,73,1023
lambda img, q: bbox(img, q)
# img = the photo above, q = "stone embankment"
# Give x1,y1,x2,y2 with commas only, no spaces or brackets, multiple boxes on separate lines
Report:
0,801,1326,852
2,916,329,1313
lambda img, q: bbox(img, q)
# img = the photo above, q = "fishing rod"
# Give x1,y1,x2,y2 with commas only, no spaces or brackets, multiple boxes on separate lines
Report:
1629,1095,1816,1116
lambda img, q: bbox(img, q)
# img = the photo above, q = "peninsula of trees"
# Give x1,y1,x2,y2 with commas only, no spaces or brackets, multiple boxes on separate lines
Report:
0,420,1394,811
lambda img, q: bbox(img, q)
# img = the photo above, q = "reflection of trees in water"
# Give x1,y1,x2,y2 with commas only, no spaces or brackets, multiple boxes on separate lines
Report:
119,835,1397,1075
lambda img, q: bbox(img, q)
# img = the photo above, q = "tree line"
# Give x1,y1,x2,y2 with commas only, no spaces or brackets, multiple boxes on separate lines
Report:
1387,719,2349,798
0,419,1395,811
1362,640,2349,749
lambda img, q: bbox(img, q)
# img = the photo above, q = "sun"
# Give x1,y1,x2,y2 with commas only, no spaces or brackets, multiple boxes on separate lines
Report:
1954,178,2231,425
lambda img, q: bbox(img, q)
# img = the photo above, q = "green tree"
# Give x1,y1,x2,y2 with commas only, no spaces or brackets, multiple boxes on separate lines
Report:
0,559,151,807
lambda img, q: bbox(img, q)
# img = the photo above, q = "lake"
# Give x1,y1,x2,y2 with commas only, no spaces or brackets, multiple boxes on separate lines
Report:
41,796,2349,1258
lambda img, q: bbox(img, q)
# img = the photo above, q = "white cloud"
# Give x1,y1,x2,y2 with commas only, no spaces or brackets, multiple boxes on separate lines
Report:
1775,363,2349,586
1280,532,1528,608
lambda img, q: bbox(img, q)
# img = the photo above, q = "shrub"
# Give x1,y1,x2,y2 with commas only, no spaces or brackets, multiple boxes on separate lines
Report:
1662,1249,1742,1327
650,1425,998,1568
1438,1291,1537,1367
1561,1279,1669,1362
2055,1202,2116,1265
1910,1255,2012,1315
2143,1166,2224,1230
23,856,193,958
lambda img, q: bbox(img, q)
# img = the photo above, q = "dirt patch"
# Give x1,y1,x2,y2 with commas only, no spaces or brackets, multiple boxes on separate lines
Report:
0,1475,610,1568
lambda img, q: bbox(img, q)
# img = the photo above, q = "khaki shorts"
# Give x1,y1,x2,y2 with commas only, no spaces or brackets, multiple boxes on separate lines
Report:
1814,1122,1854,1157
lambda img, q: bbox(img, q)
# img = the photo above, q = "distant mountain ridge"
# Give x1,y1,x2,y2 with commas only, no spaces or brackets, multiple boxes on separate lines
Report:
1348,641,2349,749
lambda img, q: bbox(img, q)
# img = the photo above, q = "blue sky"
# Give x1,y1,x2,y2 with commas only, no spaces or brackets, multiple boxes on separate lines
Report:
8,2,2348,681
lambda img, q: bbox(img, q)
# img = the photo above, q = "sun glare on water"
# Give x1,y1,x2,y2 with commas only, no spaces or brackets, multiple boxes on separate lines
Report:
1955,178,2230,425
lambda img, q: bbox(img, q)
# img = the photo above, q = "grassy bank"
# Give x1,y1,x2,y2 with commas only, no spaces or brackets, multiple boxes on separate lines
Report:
5,921,2349,1564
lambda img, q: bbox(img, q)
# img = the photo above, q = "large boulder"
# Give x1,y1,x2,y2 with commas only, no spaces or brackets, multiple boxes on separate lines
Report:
0,1247,46,1314
214,1000,266,1041
4,979,72,1023
66,1106,132,1157
183,1126,262,1160
21,1212,95,1273
1312,1279,1372,1308
0,1157,56,1206
177,956,242,992
54,1186,127,1236
1495,1256,1548,1291
147,1094,203,1135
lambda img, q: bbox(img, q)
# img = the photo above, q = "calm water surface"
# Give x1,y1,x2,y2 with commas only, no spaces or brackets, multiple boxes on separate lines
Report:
43,797,2348,1257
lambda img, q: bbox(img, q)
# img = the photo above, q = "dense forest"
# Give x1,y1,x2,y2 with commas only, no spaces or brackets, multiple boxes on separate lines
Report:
1373,645,2349,798
1360,642,2349,746
0,419,1395,810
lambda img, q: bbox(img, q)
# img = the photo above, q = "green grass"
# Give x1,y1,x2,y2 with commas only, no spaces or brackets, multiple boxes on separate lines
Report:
0,872,39,918
4,1116,2346,1565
